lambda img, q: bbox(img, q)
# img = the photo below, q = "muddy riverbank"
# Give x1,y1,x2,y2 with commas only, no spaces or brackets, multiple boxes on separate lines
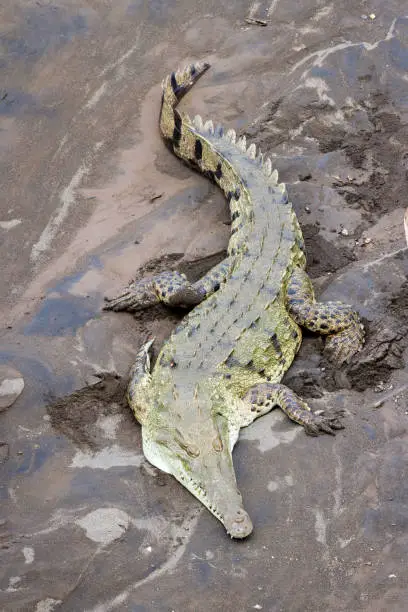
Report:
1,2,407,610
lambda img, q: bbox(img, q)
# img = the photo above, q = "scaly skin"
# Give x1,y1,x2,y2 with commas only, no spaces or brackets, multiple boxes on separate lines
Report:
104,63,364,538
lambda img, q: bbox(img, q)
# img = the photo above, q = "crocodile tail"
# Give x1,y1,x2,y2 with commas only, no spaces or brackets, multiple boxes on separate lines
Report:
160,62,210,143
161,62,210,107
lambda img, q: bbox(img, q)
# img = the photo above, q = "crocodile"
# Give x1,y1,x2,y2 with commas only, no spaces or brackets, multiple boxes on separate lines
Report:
104,62,364,538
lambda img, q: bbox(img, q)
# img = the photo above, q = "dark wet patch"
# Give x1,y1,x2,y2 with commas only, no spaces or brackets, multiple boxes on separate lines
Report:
51,255,103,295
309,65,336,80
0,90,56,118
23,256,103,336
389,36,408,72
0,351,75,403
362,423,377,441
23,295,99,337
12,435,66,476
1,6,88,61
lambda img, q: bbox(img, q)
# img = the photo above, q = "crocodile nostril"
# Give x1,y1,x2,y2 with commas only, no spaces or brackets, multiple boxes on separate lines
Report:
226,509,253,538
212,436,223,452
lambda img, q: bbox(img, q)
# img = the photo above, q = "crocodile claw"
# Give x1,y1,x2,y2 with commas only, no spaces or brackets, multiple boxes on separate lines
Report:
303,411,345,436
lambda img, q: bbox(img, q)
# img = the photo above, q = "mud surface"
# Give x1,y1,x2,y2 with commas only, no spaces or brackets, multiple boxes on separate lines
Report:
1,1,408,610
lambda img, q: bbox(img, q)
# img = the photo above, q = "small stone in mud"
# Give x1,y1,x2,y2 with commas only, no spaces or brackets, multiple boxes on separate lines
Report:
149,192,164,203
0,366,24,411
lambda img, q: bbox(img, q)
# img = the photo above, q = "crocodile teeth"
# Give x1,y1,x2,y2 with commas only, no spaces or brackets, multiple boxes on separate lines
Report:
204,120,214,134
193,115,203,130
237,136,246,152
270,168,279,184
278,182,286,193
247,143,256,159
225,129,236,143
263,158,272,176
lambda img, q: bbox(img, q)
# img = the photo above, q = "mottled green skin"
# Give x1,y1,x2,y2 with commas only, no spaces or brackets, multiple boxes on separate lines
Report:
105,63,364,538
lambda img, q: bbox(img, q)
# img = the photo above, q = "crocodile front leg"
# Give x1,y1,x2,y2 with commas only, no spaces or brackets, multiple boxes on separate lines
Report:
286,267,364,364
243,382,344,436
104,259,232,312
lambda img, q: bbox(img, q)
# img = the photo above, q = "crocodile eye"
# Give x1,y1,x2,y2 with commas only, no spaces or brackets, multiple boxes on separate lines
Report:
186,444,200,458
212,436,223,452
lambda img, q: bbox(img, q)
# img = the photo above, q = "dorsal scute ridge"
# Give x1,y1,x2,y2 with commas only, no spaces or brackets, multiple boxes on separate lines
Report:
226,128,236,143
264,158,272,176
193,114,203,130
270,168,279,185
237,135,247,152
176,64,190,80
247,143,256,159
189,115,280,186
204,119,214,134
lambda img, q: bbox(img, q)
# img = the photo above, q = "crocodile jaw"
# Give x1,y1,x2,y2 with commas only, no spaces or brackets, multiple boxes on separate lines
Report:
142,426,253,539
174,467,254,539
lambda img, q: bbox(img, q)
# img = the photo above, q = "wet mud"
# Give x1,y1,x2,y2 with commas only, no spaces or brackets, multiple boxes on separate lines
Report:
1,1,408,611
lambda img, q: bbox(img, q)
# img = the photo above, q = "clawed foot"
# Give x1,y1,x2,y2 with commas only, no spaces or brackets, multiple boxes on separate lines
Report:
103,278,158,312
103,289,143,312
303,409,345,436
324,316,365,365
103,271,206,313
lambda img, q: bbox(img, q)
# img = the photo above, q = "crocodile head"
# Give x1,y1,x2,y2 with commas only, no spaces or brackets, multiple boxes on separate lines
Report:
142,390,253,539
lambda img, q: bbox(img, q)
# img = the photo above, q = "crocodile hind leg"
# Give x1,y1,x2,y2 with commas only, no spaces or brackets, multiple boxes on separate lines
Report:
286,267,364,364
243,383,344,436
104,259,231,312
